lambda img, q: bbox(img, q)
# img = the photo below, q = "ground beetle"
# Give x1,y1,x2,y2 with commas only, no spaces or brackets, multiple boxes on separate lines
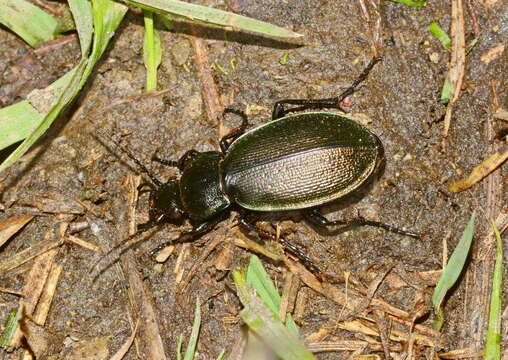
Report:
97,57,418,278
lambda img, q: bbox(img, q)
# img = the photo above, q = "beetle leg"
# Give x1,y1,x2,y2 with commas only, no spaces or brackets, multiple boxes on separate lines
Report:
271,57,382,120
238,217,324,277
303,208,420,238
272,97,342,120
220,108,249,154
150,216,224,256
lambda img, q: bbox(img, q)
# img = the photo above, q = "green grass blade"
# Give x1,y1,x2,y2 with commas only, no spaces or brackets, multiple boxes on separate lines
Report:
466,38,478,55
0,309,18,347
183,298,201,360
432,212,475,329
215,350,226,360
246,255,281,315
387,0,426,7
0,64,78,153
176,335,184,360
0,102,44,151
0,0,127,173
285,314,299,338
0,0,60,47
143,10,162,91
483,222,503,360
0,61,86,173
233,270,316,360
440,75,452,104
429,22,451,50
68,0,94,55
125,0,302,38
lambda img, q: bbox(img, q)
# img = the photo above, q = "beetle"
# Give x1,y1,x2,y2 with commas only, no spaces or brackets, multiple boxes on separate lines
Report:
97,57,418,277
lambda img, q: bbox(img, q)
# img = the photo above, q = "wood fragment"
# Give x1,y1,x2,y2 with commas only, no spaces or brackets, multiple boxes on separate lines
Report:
0,215,34,248
0,235,63,274
33,263,63,326
174,243,190,284
493,109,508,121
66,235,101,253
19,193,84,214
447,149,508,192
338,319,435,347
294,286,308,323
306,340,402,353
279,271,294,323
154,244,175,262
0,287,24,296
443,0,466,137
12,247,59,346
181,235,224,291
339,265,393,321
284,260,441,346
438,347,483,359
104,88,173,111
213,240,234,271
373,310,392,360
190,36,224,136
480,44,505,64
232,227,281,262
34,33,77,54
120,174,167,360
109,319,140,360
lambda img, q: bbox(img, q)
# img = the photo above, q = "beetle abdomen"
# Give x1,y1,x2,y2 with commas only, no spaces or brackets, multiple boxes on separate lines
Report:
221,113,383,211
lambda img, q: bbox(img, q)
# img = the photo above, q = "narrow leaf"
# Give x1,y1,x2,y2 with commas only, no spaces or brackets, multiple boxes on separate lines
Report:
233,270,316,360
183,298,201,360
429,22,451,50
0,0,59,47
246,255,281,315
125,0,302,38
483,222,503,360
388,0,426,8
0,102,44,151
68,0,94,55
0,309,18,347
0,0,127,173
432,212,475,329
143,10,162,91
441,75,452,104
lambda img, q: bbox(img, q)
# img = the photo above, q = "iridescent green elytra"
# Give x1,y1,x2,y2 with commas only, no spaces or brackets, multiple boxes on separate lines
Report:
221,112,383,212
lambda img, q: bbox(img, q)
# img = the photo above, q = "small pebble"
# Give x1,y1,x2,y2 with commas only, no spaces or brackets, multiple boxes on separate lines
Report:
429,52,440,63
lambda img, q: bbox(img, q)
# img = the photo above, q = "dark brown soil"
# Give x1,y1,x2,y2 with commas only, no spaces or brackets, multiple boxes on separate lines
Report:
0,0,506,359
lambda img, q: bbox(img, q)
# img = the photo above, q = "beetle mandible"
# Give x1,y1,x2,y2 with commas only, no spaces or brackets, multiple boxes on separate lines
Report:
101,57,418,277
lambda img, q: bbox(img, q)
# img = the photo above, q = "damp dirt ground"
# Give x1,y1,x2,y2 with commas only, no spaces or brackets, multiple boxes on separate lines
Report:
0,0,507,359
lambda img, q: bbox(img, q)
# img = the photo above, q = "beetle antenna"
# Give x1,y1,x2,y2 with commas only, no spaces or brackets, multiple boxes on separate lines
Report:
90,224,161,283
95,131,162,188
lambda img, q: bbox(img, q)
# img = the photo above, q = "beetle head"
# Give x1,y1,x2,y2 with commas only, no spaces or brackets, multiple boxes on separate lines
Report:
148,179,186,223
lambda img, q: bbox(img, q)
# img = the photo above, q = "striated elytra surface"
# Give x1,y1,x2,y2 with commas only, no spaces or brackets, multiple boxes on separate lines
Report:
221,112,384,211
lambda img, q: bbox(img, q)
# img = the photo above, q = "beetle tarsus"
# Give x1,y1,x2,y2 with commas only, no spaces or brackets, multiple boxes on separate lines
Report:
335,56,382,105
304,209,419,239
238,217,324,278
270,56,382,120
